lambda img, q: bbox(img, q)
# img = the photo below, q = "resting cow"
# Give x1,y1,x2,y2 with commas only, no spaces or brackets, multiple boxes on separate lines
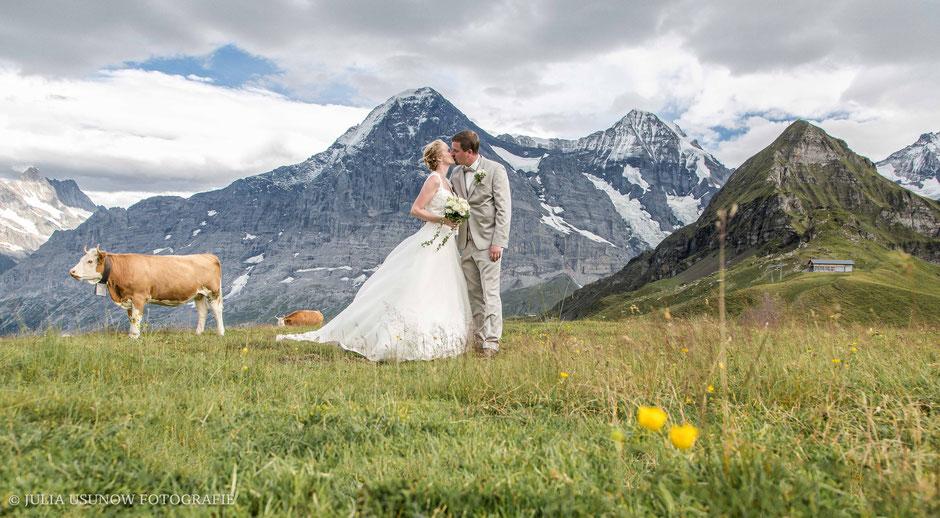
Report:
276,310,324,327
69,246,224,338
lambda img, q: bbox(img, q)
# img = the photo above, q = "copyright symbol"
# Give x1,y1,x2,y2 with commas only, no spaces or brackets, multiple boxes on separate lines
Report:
8,495,19,506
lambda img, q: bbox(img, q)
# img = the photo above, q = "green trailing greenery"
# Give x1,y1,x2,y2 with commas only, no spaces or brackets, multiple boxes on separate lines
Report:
2,320,938,515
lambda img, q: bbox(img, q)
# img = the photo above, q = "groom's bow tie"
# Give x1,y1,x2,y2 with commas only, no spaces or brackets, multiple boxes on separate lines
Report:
464,165,474,174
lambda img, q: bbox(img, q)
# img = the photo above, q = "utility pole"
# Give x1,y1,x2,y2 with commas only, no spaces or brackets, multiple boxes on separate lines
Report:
766,263,784,282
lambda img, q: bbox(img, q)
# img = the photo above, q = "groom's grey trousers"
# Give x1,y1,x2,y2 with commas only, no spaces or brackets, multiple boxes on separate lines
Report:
460,232,502,350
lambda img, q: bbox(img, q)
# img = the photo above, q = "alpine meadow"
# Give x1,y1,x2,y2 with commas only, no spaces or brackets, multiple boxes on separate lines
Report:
2,318,937,515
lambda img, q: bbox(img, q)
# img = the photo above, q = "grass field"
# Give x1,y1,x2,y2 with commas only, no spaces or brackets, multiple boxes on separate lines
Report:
2,319,938,516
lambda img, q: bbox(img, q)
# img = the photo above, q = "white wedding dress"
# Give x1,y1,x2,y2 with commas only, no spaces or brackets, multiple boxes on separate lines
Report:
277,173,472,361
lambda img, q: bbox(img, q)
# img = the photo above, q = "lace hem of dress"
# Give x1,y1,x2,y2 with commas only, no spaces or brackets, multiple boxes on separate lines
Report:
276,302,471,362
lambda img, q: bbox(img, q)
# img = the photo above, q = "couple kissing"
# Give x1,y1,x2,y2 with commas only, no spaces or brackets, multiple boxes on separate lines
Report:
278,130,511,362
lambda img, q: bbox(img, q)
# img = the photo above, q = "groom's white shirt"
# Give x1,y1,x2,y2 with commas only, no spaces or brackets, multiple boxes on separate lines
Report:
463,156,481,196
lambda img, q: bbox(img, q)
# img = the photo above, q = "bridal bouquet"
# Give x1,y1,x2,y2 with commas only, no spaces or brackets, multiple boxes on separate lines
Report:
422,195,471,251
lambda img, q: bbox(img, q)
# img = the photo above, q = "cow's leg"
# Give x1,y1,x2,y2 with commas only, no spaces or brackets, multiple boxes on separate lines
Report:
194,295,208,335
126,308,135,336
209,295,224,336
128,298,146,339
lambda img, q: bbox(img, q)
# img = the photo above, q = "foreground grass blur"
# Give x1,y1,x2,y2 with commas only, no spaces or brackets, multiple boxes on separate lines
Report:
1,318,937,515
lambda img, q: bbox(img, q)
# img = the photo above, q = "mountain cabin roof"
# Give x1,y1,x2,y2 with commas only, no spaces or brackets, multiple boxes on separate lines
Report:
808,259,855,265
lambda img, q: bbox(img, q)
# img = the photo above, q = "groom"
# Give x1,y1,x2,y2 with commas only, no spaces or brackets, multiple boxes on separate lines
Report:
450,130,511,359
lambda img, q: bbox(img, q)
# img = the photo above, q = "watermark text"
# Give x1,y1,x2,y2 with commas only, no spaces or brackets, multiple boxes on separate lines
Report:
8,493,234,507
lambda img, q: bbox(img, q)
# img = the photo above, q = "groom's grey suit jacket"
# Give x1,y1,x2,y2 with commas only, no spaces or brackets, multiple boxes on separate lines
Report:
451,156,512,251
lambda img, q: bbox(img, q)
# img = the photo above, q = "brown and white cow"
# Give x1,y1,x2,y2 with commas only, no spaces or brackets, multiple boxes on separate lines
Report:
69,246,224,338
276,310,323,327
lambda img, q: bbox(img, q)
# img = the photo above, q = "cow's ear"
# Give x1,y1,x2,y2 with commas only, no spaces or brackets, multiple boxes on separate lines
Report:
96,250,106,264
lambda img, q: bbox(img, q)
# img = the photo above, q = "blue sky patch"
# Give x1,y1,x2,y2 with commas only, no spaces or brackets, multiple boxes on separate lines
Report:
122,44,282,90
710,125,751,141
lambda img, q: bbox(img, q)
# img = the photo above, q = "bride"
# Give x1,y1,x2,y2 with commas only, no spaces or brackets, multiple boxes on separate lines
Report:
276,140,472,361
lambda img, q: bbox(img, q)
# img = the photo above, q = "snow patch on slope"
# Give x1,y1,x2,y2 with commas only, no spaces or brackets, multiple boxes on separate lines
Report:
583,173,668,247
538,203,615,246
491,145,544,173
666,194,701,226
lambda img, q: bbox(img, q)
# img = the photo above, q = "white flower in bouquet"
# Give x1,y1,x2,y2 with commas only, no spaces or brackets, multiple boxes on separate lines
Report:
422,195,470,251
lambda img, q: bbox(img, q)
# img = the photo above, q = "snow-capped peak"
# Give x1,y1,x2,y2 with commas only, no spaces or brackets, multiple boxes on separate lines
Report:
0,168,94,262
335,87,442,150
20,167,44,182
876,131,940,200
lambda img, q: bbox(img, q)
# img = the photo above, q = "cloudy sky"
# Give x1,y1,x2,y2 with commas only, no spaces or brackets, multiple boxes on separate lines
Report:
1,1,937,207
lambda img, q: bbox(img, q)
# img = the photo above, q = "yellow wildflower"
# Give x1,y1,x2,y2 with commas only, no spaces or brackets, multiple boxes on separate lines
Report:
708,385,715,393
850,348,856,352
242,366,248,371
242,347,248,354
637,406,667,431
833,359,841,364
681,348,689,353
669,424,699,450
560,372,569,378
685,397,691,403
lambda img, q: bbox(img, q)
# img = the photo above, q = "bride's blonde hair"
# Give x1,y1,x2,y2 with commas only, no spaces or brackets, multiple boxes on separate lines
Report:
421,139,447,170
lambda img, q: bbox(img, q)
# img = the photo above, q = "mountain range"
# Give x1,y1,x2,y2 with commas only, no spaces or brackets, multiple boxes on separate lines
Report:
0,87,731,334
0,168,98,274
876,131,940,200
553,121,940,324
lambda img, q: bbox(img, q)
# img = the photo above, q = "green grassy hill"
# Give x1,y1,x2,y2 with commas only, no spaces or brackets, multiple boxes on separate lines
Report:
587,237,940,326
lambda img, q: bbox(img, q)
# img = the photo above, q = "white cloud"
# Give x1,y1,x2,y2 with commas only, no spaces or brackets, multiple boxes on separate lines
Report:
712,118,793,168
0,67,369,205
0,0,937,187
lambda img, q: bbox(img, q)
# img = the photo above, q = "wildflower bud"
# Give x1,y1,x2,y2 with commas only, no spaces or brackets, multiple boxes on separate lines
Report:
611,429,625,443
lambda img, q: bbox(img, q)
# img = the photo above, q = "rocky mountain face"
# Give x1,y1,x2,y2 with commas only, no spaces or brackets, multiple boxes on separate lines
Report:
0,168,97,273
500,110,731,239
0,88,730,334
876,131,940,199
554,120,940,319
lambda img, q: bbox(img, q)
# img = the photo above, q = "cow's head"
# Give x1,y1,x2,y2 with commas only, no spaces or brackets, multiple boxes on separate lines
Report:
70,246,106,284
275,316,285,327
